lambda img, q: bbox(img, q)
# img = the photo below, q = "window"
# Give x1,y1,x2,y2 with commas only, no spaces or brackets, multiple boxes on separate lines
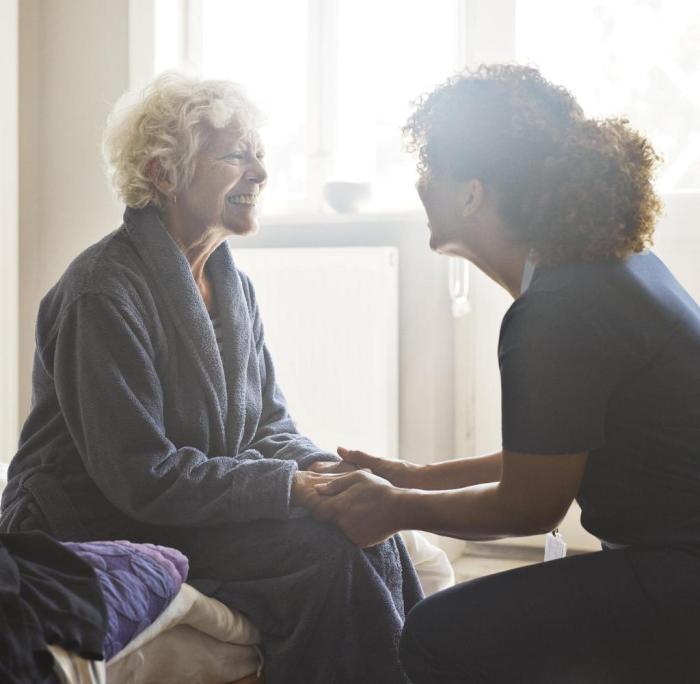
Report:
514,0,700,305
198,0,311,214
155,0,466,216
516,0,700,192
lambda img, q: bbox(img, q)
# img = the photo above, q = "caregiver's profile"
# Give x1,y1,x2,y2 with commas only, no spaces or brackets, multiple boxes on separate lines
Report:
309,65,700,683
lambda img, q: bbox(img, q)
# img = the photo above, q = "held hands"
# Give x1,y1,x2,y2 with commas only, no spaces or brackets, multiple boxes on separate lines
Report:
306,459,361,475
290,470,337,508
307,469,406,548
296,446,421,547
289,467,373,508
295,456,369,508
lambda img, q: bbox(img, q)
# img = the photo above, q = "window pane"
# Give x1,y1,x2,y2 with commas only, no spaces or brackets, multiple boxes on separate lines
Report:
197,0,460,216
154,0,184,74
516,0,700,192
200,0,309,214
335,0,461,212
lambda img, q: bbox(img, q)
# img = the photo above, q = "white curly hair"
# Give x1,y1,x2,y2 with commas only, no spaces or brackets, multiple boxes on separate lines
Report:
102,71,264,209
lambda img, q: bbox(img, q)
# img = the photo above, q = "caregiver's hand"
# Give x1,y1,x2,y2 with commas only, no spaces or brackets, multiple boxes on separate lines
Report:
308,470,405,548
337,447,423,488
307,460,360,474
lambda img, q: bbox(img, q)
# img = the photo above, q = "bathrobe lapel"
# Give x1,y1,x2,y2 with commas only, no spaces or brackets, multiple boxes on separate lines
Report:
123,207,229,451
207,243,258,451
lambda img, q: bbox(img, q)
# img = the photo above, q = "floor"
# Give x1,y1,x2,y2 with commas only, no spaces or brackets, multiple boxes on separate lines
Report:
451,541,544,583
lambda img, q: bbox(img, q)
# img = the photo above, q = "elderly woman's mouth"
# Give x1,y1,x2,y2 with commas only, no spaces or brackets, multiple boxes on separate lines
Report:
226,193,258,206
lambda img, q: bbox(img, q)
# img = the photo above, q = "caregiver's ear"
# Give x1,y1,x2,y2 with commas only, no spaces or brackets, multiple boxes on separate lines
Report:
462,179,485,217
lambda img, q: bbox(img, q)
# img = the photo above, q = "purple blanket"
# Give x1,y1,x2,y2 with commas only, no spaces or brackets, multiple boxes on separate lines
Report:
63,541,188,659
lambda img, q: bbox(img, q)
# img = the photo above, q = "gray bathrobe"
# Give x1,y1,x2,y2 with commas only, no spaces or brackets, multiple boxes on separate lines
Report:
1,206,422,683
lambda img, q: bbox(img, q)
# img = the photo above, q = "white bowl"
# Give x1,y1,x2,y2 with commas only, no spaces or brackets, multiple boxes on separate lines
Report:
323,181,372,214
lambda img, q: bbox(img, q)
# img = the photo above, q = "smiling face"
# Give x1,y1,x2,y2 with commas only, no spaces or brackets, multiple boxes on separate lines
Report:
176,121,268,237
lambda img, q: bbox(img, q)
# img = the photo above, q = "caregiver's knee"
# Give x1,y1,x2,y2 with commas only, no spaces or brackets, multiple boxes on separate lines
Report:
401,597,442,655
399,601,449,683
402,589,487,656
401,597,490,684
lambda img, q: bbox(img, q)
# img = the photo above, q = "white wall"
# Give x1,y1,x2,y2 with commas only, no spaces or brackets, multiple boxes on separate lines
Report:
230,217,457,466
0,0,19,462
19,0,130,418
654,193,700,302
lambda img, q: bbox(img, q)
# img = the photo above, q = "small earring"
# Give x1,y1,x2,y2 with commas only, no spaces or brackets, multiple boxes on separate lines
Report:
171,194,177,205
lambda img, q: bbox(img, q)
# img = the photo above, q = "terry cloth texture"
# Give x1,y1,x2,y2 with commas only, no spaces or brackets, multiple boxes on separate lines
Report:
1,204,339,539
156,516,423,684
1,205,422,682
0,531,107,683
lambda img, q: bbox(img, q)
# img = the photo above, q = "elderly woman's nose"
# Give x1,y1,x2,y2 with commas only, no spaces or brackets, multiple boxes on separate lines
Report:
248,158,268,184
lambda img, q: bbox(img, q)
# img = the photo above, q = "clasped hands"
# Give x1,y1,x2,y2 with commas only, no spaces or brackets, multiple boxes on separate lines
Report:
291,448,422,548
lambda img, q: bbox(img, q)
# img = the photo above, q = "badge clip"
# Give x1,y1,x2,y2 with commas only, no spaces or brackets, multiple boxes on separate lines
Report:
544,528,567,562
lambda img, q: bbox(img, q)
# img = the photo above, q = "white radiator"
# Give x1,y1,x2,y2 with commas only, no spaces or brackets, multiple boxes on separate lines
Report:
232,246,399,457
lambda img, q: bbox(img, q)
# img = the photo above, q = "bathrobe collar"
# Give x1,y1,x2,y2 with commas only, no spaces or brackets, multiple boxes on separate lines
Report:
123,205,253,452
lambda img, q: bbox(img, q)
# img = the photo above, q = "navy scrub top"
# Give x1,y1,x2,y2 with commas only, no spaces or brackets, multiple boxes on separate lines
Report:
499,251,700,546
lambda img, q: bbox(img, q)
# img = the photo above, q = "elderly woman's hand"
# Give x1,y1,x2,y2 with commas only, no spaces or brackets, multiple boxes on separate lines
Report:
307,470,406,548
290,470,339,508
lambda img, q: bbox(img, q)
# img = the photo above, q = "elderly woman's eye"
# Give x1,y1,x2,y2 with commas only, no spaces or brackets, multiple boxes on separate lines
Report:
223,152,245,162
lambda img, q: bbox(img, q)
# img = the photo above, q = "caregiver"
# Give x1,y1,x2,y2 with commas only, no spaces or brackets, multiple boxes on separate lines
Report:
309,65,700,683
0,72,422,684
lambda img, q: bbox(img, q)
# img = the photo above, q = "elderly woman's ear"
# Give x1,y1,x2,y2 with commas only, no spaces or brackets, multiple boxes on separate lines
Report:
146,158,174,198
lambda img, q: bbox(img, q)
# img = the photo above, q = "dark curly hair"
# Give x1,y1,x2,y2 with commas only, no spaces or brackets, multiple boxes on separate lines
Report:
404,65,662,264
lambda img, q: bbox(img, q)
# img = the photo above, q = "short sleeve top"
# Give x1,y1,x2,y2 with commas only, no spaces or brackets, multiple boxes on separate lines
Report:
499,252,700,545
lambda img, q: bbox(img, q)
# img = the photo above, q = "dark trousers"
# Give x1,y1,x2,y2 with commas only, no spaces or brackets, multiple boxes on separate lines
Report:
400,545,700,683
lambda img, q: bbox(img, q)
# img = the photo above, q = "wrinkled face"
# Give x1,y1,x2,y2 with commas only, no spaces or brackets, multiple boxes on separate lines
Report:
178,122,267,236
415,172,467,254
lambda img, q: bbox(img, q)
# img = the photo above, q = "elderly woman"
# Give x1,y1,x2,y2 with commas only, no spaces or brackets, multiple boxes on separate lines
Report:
0,73,422,683
310,65,700,682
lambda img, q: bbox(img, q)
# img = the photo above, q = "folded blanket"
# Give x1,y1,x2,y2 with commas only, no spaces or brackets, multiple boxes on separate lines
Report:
64,541,188,659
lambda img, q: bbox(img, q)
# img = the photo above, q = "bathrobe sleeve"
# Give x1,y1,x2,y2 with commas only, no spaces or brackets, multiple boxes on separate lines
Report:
51,292,300,526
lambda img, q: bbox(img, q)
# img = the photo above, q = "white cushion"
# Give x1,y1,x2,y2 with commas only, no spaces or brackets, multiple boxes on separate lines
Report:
401,530,455,596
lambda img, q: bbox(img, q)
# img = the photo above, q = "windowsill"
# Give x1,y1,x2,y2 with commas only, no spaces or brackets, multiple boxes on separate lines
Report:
260,210,426,227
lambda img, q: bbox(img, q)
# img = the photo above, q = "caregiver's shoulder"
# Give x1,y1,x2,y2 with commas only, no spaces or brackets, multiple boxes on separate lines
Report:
531,251,699,320
502,250,700,360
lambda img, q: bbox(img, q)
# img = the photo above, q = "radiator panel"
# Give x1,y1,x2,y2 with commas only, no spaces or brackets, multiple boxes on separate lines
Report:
232,246,399,457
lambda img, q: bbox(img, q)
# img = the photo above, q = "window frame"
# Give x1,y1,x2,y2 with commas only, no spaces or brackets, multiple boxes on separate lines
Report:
143,0,502,220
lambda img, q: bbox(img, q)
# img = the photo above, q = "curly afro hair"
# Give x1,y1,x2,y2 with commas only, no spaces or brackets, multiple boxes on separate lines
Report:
404,65,662,265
